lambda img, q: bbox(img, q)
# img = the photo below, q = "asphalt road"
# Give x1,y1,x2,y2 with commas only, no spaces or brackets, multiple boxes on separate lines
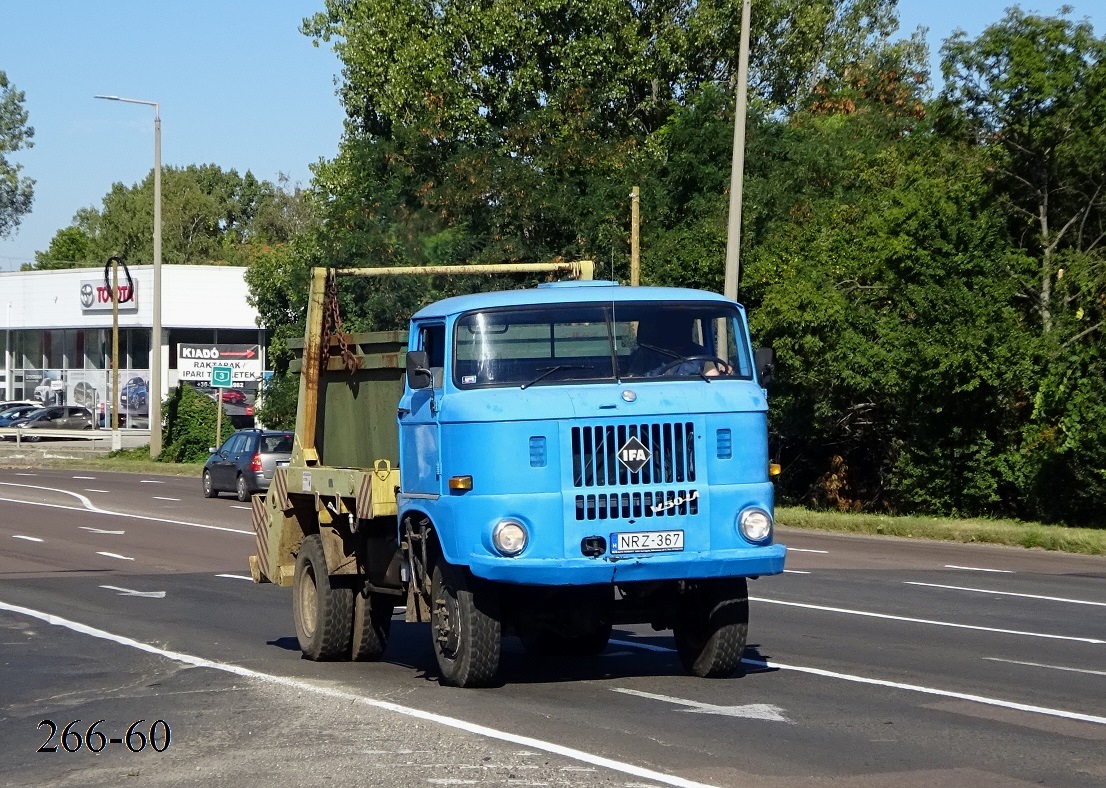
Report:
1,468,1104,787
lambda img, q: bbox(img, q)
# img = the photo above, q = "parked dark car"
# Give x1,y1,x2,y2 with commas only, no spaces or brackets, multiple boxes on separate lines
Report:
202,429,293,502
0,404,42,426
5,406,94,440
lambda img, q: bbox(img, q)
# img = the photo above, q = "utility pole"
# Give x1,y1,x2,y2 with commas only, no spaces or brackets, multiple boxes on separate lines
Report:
723,0,752,302
630,186,641,286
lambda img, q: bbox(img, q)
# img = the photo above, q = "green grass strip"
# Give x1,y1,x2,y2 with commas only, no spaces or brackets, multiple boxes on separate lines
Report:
777,506,1106,556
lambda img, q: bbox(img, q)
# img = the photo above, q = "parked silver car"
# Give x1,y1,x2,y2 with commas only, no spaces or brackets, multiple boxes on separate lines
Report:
5,406,94,440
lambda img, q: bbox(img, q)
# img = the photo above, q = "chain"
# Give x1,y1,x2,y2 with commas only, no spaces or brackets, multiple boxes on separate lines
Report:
320,269,362,373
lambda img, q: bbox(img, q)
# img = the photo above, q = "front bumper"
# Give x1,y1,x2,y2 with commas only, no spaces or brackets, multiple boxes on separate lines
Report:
466,543,786,585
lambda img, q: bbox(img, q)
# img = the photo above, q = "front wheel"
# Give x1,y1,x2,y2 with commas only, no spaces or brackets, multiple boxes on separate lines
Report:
431,560,501,687
202,470,217,498
292,534,353,660
673,577,749,678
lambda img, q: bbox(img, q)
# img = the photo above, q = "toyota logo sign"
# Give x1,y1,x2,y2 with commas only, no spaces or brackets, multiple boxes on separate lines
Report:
80,283,95,309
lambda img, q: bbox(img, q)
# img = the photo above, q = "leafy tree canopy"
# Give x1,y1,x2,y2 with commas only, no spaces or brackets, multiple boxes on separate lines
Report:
31,165,314,269
0,70,34,239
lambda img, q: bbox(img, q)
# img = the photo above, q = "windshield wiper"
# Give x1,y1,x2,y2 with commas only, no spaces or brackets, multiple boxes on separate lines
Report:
520,364,594,390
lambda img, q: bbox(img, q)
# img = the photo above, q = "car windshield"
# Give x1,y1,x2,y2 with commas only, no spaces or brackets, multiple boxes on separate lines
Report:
453,301,753,388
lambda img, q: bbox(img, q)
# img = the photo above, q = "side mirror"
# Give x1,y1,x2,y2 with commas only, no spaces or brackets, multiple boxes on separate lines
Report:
406,350,433,390
208,447,217,455
754,347,775,385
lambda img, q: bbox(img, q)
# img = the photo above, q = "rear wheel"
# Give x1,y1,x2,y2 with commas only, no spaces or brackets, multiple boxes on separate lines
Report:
351,587,393,661
431,560,501,687
202,470,217,498
292,534,353,660
673,577,749,678
235,474,250,502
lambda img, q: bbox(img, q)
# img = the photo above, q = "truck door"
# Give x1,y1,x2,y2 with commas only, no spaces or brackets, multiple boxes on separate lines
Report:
399,323,445,496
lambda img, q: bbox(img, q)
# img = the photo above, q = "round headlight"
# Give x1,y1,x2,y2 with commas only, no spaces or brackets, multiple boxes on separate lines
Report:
493,519,528,557
738,508,773,542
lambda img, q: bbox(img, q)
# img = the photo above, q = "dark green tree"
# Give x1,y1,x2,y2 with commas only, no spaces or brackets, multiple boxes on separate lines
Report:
940,9,1106,523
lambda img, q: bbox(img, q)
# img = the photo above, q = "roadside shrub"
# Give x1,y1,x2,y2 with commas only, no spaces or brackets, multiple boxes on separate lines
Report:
159,384,224,463
255,371,297,430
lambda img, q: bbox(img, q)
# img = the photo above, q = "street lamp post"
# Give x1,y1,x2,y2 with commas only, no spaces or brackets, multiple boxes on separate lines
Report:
94,95,162,458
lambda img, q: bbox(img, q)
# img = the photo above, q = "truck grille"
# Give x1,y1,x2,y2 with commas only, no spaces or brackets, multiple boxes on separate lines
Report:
571,422,696,488
575,489,700,521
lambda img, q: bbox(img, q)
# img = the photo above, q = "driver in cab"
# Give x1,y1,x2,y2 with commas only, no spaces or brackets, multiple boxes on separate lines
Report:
626,314,732,378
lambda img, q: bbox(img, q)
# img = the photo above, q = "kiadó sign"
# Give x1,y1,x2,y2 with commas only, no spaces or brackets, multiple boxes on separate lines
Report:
177,343,262,382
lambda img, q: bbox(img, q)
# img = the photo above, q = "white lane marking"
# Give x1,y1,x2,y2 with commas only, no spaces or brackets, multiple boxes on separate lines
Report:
0,601,718,788
905,581,1106,608
152,496,181,502
99,585,166,598
230,505,252,510
612,688,790,722
749,597,1105,644
139,479,164,484
984,658,1106,677
80,527,126,535
0,483,251,536
786,547,828,554
96,552,134,561
14,473,36,476
608,639,1106,726
783,570,811,574
945,565,1013,574
72,476,96,480
215,574,253,581
12,535,43,542
84,489,111,493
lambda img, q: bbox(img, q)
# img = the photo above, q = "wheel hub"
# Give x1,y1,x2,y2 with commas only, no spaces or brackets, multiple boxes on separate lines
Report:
298,566,318,638
433,589,460,657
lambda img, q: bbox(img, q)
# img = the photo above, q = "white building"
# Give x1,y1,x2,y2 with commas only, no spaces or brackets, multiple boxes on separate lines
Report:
0,265,266,422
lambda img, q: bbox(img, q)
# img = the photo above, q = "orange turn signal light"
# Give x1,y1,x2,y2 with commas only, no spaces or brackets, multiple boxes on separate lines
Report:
448,475,473,491
769,462,781,478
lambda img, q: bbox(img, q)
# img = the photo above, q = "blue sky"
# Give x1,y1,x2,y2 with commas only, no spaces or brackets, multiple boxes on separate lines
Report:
1,1,1102,271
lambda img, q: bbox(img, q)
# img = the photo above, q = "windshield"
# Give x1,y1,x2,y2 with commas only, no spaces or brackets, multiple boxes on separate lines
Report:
453,301,753,388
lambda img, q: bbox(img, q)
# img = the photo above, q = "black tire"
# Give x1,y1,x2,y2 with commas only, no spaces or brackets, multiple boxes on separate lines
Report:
521,622,612,657
673,577,749,678
235,474,250,502
351,588,393,661
202,470,217,498
292,534,353,661
431,560,501,687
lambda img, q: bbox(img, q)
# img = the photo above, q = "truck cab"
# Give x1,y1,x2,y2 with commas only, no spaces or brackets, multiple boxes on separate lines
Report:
398,281,784,683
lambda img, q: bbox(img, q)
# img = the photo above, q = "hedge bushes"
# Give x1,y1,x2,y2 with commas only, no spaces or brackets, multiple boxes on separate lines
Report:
159,384,224,463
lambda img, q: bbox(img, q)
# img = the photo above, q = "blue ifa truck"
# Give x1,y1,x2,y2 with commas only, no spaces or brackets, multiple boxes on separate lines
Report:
250,262,785,687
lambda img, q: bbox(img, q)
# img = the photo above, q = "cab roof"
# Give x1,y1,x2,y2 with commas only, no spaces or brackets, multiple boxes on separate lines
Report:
411,282,739,321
